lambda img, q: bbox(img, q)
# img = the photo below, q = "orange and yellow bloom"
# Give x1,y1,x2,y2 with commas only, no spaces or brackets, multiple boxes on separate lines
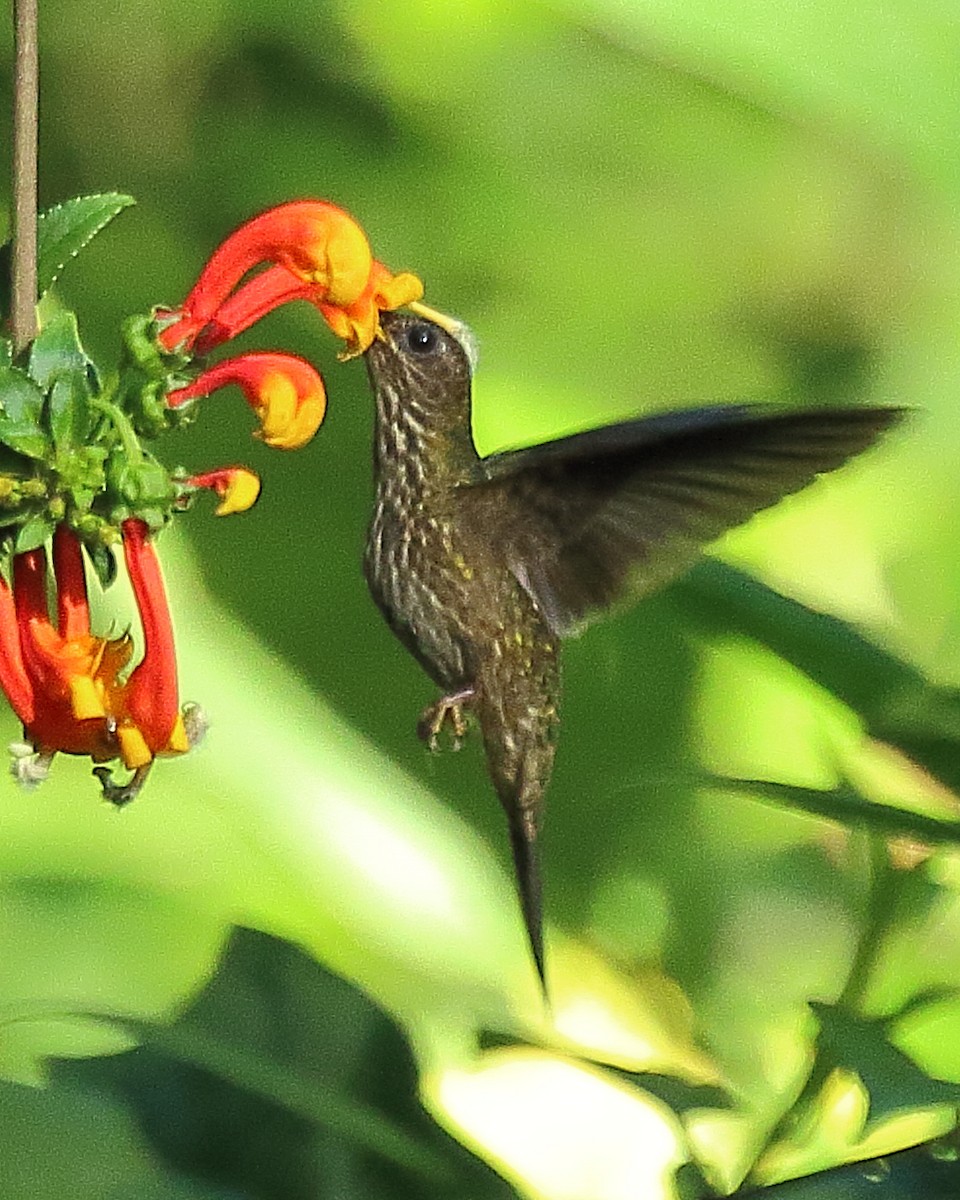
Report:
1,523,190,803
0,195,432,801
157,199,424,361
154,200,428,489
166,352,327,451
157,200,375,352
183,467,262,517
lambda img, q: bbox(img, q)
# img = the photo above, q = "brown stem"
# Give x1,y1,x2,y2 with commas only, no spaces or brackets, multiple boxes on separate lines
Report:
11,0,39,351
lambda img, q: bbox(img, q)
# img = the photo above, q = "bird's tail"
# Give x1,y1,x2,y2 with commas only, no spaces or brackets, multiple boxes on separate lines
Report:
505,802,547,995
477,683,557,999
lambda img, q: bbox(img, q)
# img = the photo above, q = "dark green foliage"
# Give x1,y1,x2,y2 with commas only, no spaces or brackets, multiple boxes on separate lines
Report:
55,928,516,1200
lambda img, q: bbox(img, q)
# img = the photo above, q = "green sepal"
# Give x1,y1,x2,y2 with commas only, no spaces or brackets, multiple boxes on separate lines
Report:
13,511,56,554
54,444,108,514
121,312,169,376
117,313,189,440
130,379,178,440
0,366,50,459
106,452,175,513
37,193,135,299
86,541,118,588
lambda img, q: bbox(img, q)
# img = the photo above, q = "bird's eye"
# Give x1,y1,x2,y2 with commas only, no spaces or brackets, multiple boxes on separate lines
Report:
405,322,440,355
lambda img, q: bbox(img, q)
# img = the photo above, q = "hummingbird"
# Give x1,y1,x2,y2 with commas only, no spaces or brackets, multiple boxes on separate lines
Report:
363,309,901,990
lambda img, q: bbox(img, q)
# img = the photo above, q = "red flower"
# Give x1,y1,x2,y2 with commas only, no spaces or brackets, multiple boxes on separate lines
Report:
0,523,191,801
157,201,374,353
166,352,326,450
157,200,424,358
190,260,424,359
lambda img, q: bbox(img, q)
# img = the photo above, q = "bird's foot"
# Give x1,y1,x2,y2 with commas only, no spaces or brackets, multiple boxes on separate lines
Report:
418,686,476,752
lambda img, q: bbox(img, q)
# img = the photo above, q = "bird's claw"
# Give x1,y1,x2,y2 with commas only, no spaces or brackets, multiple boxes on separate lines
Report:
418,687,475,752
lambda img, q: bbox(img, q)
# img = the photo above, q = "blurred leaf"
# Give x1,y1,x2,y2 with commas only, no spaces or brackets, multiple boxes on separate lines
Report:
37,193,135,299
0,1076,226,1199
65,927,515,1200
676,561,960,791
811,1003,960,1126
609,1070,732,1116
477,1031,732,1116
0,364,49,458
702,776,960,847
734,1138,960,1198
893,987,960,1025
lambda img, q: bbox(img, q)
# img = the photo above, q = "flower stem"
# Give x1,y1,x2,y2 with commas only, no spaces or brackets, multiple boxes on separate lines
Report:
87,396,144,464
747,833,899,1176
836,834,898,1013
11,0,39,351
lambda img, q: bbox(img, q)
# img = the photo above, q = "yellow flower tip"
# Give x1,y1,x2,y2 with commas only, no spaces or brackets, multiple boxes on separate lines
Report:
318,301,379,357
259,393,326,450
68,673,107,721
318,264,423,357
214,468,262,515
164,712,191,755
254,369,299,442
116,723,153,770
375,271,425,310
253,367,326,449
184,466,262,515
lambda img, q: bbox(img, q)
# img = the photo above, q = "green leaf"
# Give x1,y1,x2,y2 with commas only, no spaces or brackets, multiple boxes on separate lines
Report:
48,372,94,451
37,193,135,299
734,1138,960,1197
477,1030,732,1117
675,561,960,792
0,365,49,459
27,308,93,393
63,927,516,1200
702,776,960,847
0,1076,226,1199
811,1003,960,1126
13,513,56,554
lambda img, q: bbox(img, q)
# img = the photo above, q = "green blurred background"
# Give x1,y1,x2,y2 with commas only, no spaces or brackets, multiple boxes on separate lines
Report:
2,1,960,1197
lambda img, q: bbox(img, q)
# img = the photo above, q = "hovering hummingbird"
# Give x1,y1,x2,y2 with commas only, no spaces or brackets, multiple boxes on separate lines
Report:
363,309,900,990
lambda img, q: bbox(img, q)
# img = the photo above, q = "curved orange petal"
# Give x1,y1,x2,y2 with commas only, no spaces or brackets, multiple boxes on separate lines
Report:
121,519,180,754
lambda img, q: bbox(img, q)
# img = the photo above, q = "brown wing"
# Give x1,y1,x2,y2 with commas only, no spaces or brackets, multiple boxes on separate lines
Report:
465,404,903,636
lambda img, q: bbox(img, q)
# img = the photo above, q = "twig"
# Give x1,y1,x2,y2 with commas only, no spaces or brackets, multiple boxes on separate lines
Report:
11,0,39,351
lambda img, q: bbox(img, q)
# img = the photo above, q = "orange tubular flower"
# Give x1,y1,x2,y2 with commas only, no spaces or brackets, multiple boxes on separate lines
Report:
157,200,426,358
158,200,374,353
190,265,317,356
2,523,190,801
166,352,326,451
194,259,425,358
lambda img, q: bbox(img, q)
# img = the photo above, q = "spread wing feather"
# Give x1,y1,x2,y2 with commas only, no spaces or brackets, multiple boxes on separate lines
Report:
465,405,902,636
